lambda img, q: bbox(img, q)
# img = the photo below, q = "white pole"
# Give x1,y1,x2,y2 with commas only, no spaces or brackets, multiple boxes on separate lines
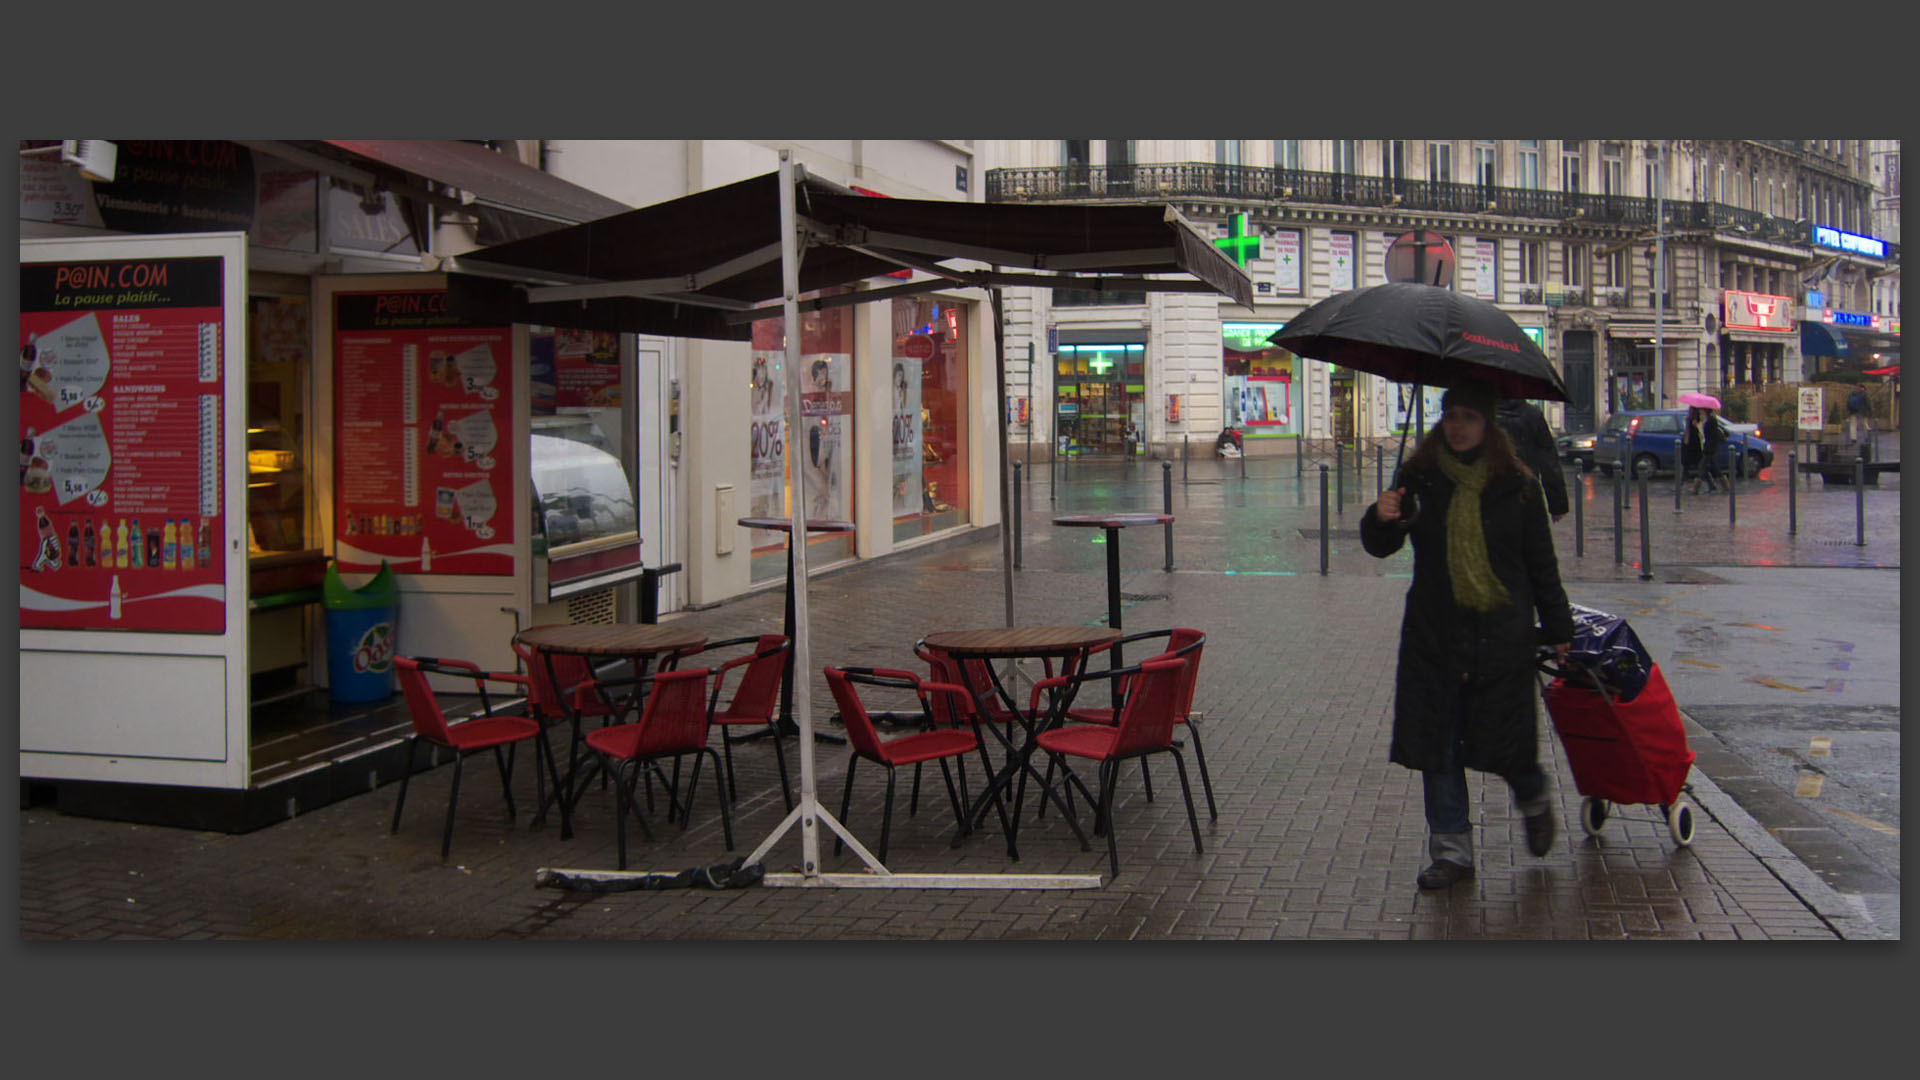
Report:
776,149,824,878
1654,139,1666,407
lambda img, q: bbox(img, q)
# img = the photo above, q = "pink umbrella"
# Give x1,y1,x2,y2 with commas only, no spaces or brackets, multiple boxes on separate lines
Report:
1678,391,1722,410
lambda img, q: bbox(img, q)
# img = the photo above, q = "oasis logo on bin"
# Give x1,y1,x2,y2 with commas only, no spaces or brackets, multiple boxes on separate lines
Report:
353,622,395,675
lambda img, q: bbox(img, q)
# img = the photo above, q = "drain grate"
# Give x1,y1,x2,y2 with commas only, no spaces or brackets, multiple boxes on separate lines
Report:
1122,592,1170,602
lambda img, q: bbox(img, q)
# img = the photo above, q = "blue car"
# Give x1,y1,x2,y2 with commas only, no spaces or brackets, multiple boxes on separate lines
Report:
1595,409,1775,480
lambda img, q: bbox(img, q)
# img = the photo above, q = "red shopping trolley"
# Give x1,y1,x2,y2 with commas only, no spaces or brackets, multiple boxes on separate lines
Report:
1540,655,1698,847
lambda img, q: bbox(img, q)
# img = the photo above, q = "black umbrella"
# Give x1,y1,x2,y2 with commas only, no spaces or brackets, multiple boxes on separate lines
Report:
1267,282,1568,402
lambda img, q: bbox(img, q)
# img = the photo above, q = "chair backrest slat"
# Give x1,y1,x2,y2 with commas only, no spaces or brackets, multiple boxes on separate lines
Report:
629,667,713,755
1111,657,1186,755
823,667,888,758
395,656,456,744
720,634,789,719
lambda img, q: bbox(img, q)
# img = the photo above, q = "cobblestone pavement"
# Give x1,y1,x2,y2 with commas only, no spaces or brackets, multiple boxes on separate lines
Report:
17,454,1898,941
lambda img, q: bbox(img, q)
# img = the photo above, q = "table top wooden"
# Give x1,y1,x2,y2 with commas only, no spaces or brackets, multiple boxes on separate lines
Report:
1051,512,1174,528
515,623,708,658
921,625,1123,658
737,517,856,534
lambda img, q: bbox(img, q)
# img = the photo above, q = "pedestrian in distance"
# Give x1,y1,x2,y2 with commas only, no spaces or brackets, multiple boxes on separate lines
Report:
1682,406,1725,494
1495,398,1569,522
1361,378,1575,890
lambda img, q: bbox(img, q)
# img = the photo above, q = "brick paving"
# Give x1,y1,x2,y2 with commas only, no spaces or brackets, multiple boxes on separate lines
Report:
17,455,1896,940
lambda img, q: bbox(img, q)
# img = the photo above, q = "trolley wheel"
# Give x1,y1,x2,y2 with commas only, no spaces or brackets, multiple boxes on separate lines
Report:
1580,797,1610,837
1665,802,1696,847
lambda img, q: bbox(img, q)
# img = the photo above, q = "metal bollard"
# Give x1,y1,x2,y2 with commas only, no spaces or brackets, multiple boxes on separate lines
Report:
1319,465,1330,576
1788,450,1797,535
1377,446,1385,498
1296,440,1304,481
1183,435,1189,482
1856,457,1866,546
1012,461,1023,570
1727,448,1736,526
1572,467,1584,559
1637,473,1653,581
1335,441,1345,515
1162,461,1175,571
1240,441,1247,480
1613,469,1625,566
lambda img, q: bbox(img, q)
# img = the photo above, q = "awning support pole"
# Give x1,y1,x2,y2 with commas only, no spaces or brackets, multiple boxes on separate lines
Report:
992,285,1015,629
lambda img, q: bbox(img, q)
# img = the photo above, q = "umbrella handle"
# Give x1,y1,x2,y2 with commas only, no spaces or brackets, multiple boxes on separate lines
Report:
1387,466,1421,527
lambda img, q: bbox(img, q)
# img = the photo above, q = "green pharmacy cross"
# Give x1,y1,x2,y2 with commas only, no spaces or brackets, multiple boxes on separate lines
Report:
1215,213,1261,266
1087,352,1115,375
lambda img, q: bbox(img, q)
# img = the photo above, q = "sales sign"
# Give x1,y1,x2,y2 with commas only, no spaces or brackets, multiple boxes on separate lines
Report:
333,290,514,575
1797,387,1825,431
19,256,228,632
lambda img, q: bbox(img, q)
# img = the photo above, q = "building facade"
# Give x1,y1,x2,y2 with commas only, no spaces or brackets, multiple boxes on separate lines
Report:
980,139,1898,453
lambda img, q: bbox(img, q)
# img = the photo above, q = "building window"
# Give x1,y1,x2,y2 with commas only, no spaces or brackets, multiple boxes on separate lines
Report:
1428,141,1452,185
1565,243,1586,288
1274,140,1301,171
1330,139,1358,174
1474,141,1497,189
1052,286,1146,308
1749,167,1759,210
1519,240,1543,286
891,297,969,540
1604,248,1626,289
1063,140,1090,168
1602,142,1624,196
1385,140,1409,185
1518,140,1540,188
1216,140,1244,166
1561,140,1583,193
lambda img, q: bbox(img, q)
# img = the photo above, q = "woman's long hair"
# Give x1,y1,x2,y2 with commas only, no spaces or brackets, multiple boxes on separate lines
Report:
1403,413,1533,487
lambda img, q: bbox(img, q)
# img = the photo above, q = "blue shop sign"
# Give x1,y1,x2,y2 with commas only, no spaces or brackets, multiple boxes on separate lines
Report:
1829,310,1873,327
1811,225,1887,259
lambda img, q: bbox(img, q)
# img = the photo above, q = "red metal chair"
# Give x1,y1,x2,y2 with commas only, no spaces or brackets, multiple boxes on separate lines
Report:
512,626,624,807
675,634,793,810
582,665,731,871
911,639,1030,814
391,656,562,859
823,665,993,864
1056,629,1215,821
1032,655,1204,877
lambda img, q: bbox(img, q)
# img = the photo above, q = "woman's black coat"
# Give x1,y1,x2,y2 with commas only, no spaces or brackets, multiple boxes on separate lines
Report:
1360,460,1574,776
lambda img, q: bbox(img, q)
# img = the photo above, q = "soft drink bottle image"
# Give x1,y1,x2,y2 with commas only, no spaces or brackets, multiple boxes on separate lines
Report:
83,518,96,566
116,519,129,567
163,519,178,570
130,519,145,568
67,522,80,565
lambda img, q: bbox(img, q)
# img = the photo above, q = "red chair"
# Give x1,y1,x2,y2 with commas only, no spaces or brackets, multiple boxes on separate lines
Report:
911,639,1029,814
1057,629,1215,821
582,666,731,871
676,634,793,810
823,666,993,864
1032,655,1204,878
391,656,563,859
512,627,624,810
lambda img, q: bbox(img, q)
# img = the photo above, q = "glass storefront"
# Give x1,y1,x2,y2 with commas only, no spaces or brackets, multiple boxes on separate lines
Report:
891,297,970,541
747,294,855,583
1221,323,1301,439
1056,343,1144,455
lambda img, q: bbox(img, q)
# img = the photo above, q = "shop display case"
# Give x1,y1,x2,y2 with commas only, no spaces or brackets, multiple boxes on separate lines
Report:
529,414,642,609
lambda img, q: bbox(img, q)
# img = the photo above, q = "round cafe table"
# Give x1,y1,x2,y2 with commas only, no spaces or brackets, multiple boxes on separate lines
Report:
738,517,855,743
1051,512,1172,700
513,622,708,840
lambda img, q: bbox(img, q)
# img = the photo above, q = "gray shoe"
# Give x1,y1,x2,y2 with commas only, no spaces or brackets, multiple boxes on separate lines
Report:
1417,860,1475,889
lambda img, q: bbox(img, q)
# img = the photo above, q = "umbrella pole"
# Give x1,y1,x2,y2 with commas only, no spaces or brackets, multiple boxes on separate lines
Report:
992,286,1015,628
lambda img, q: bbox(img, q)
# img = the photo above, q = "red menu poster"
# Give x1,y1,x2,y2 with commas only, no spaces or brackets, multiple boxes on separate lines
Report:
333,290,513,575
553,328,621,408
18,256,228,632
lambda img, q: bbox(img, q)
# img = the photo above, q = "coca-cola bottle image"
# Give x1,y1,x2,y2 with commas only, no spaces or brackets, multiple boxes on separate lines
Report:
67,521,80,565
83,518,96,566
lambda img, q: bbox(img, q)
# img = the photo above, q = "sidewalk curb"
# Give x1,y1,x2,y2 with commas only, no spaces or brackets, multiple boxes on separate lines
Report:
1677,715,1892,941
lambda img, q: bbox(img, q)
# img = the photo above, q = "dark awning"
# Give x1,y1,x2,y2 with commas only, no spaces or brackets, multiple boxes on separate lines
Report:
323,140,631,228
1800,320,1851,358
443,169,1252,337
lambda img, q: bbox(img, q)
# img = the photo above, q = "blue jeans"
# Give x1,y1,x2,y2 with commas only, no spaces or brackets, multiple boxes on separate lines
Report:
1421,693,1547,863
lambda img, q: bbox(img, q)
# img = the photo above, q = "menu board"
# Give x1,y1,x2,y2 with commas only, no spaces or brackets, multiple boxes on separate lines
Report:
552,328,621,408
333,290,513,575
18,256,228,632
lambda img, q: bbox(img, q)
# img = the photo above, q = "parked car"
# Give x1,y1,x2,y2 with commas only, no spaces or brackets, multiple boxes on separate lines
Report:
1595,409,1775,479
1556,429,1599,472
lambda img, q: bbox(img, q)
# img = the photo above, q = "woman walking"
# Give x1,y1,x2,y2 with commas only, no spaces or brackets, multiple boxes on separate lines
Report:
1361,379,1575,889
1682,406,1726,493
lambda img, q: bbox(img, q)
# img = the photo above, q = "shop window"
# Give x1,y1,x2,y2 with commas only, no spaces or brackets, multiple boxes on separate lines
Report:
1221,323,1299,439
746,289,855,582
1055,344,1144,456
247,295,312,554
892,297,971,542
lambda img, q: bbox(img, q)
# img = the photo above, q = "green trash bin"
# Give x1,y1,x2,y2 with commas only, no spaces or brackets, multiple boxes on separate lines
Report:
323,561,399,702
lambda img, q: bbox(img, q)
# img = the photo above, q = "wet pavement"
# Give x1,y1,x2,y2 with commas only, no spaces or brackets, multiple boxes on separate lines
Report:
15,442,1901,940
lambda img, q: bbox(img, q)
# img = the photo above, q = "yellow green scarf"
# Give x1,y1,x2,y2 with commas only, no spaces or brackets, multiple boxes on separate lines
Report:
1434,448,1512,612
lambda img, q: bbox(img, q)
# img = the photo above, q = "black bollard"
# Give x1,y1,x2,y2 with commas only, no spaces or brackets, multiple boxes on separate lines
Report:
1376,446,1385,498
1638,473,1653,581
1335,441,1345,515
1727,446,1737,527
1162,461,1174,571
1319,465,1330,576
1788,450,1797,535
1182,435,1189,483
1239,440,1247,480
1674,455,1683,514
1613,468,1625,566
1296,439,1304,481
1572,467,1584,559
1856,457,1866,546
1012,461,1023,570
